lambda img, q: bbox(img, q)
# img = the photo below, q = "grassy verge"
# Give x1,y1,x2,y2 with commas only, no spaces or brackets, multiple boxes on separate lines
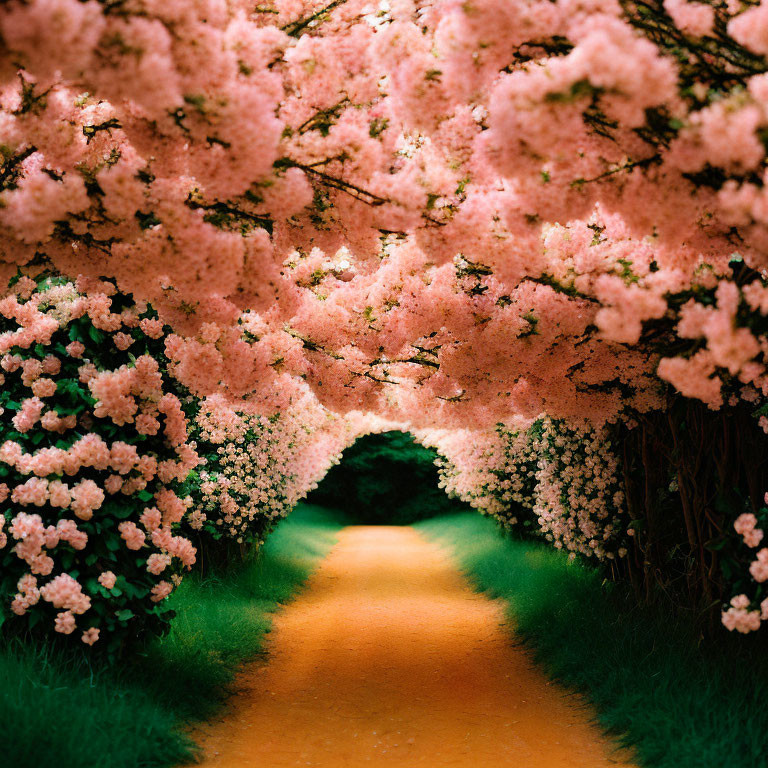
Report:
417,511,768,768
1,503,344,768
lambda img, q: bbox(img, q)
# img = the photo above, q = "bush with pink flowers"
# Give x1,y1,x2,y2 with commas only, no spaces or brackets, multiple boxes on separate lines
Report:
424,418,628,564
186,394,356,566
425,399,768,631
0,275,199,650
422,424,539,529
186,396,299,560
530,419,628,563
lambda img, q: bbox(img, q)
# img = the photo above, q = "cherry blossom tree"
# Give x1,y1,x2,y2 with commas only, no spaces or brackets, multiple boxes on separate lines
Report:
5,0,768,635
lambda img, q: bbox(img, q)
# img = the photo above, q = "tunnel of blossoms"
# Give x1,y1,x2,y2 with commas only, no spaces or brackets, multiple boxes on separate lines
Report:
4,0,768,765
3,0,768,639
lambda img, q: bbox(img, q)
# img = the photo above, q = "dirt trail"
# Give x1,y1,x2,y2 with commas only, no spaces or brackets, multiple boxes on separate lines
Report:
193,526,634,767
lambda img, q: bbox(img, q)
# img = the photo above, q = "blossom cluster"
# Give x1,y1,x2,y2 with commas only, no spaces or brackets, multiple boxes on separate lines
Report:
187,393,358,549
531,420,628,562
0,276,199,649
721,504,768,634
420,417,629,563
3,0,768,430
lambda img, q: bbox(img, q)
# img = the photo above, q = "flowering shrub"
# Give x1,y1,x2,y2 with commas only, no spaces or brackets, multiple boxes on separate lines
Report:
186,394,356,561
419,424,520,522
188,396,299,552
0,276,199,650
419,426,537,525
531,420,628,562
722,513,768,632
423,418,628,563
717,500,768,633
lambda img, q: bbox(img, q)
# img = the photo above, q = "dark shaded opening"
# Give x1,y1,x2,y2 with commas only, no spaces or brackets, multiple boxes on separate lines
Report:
307,431,465,525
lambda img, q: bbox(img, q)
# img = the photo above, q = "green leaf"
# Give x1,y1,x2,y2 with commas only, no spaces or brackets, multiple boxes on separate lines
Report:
28,611,42,629
88,325,106,344
110,504,135,520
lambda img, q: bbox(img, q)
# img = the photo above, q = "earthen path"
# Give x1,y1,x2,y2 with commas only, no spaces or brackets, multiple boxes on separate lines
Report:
193,526,633,767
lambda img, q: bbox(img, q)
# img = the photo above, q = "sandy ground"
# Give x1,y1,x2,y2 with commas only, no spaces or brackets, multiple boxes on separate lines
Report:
192,526,635,767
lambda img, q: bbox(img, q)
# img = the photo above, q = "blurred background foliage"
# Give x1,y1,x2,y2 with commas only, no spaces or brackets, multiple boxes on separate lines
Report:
308,431,465,525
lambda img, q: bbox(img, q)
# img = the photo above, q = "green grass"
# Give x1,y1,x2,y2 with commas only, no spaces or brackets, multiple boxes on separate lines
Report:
0,503,345,768
417,511,768,768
